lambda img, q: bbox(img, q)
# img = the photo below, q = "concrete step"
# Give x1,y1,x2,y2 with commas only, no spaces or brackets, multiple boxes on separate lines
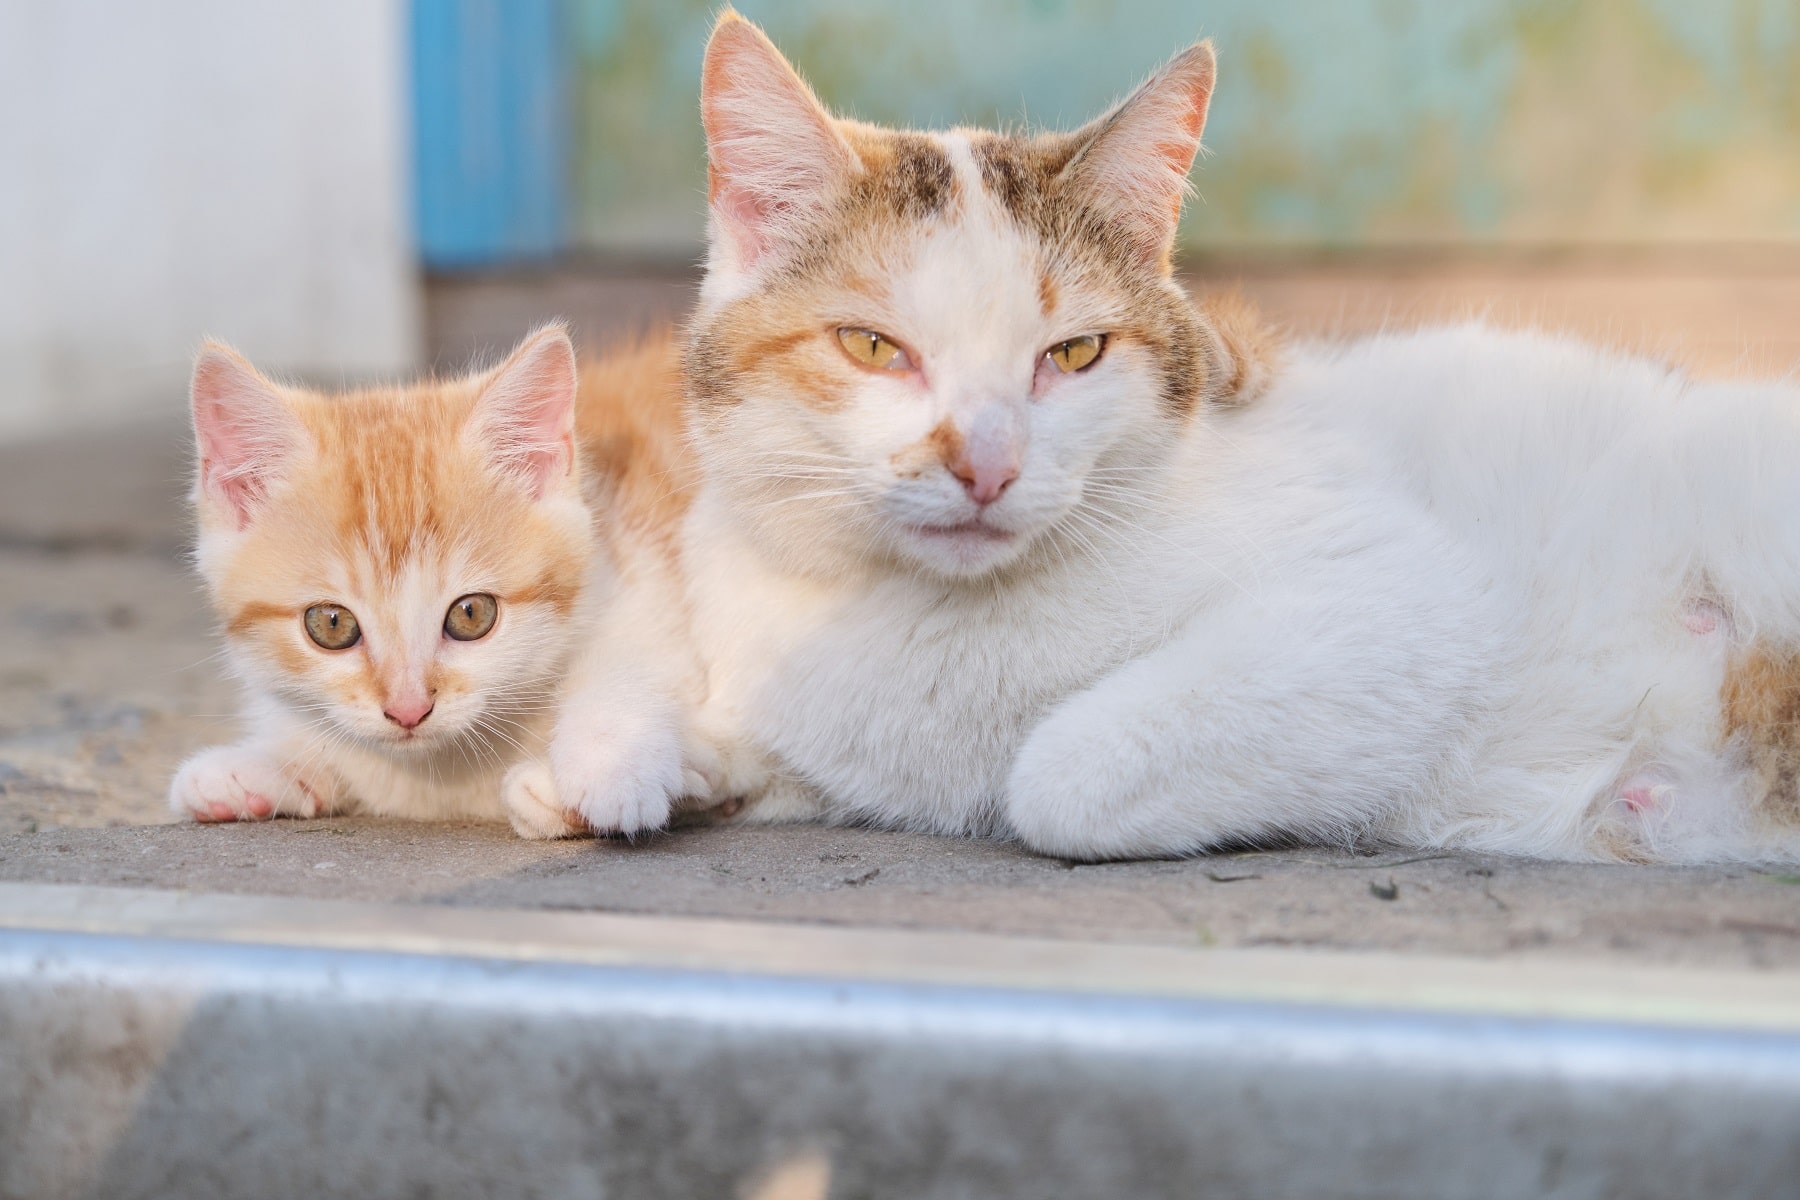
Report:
4,882,1798,1200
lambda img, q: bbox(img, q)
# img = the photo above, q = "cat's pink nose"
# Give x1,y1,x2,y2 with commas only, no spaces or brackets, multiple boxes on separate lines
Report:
948,455,1019,506
383,699,434,730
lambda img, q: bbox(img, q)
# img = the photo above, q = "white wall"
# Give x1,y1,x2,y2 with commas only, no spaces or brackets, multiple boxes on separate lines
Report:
0,1,419,442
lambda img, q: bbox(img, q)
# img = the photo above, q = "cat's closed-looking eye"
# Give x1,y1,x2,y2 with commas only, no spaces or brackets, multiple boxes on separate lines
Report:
445,593,498,641
304,604,360,650
837,327,912,371
1046,335,1105,374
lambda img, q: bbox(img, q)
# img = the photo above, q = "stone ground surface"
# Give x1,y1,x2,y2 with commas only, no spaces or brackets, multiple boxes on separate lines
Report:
4,257,1800,970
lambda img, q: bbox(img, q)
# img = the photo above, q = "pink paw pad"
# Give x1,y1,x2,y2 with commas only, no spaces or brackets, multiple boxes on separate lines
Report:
1614,769,1673,816
1681,599,1727,637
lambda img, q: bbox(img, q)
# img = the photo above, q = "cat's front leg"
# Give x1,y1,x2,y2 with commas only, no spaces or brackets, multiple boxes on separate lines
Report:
168,742,343,823
520,676,690,839
1005,571,1488,860
501,737,716,840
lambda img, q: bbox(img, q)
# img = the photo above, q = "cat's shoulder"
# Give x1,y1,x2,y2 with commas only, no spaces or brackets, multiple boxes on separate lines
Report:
576,328,694,541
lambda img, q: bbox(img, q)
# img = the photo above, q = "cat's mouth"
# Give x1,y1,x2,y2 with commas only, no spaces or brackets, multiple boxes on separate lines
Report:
910,520,1015,544
377,721,459,752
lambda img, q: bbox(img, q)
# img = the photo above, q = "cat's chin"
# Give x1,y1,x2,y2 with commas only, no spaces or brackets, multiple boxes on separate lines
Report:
358,723,472,759
899,519,1033,577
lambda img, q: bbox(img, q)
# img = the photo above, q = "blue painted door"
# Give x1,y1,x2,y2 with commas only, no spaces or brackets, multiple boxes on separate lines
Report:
412,0,569,268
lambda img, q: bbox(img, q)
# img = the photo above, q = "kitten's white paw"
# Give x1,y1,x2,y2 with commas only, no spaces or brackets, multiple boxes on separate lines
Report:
168,745,325,823
551,725,684,837
501,760,588,840
680,733,728,803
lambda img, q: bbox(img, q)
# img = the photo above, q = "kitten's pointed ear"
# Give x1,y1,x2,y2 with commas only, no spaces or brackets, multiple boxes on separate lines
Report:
1060,40,1216,272
468,325,578,499
190,343,305,529
701,10,857,271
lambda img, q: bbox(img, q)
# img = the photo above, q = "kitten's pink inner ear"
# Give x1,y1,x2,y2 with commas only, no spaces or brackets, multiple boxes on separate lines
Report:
700,13,855,268
471,327,577,498
1063,40,1217,269
190,345,298,529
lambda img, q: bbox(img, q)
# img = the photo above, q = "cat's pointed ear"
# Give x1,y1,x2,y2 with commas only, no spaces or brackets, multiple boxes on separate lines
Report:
1060,40,1216,272
701,10,857,272
190,343,305,529
468,325,578,499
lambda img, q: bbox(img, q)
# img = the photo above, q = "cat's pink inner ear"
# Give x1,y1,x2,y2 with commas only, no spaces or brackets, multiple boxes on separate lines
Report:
1062,40,1217,270
470,326,577,499
700,12,856,269
190,345,299,528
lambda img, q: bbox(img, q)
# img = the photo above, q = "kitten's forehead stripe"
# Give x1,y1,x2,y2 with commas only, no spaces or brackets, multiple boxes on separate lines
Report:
226,599,293,637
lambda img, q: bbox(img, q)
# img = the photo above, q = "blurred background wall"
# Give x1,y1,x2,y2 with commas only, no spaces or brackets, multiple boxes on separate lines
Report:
3,0,1797,442
566,0,1800,261
0,1,417,444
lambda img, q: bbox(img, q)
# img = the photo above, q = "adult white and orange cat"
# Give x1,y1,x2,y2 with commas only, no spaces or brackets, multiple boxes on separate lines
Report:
169,327,692,826
537,12,1800,864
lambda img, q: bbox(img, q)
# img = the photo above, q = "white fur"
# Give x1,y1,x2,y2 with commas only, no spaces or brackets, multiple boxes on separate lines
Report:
508,542,703,838
562,133,1800,864
550,23,1800,863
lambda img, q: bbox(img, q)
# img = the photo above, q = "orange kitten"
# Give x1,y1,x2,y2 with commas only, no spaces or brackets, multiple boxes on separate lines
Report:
169,326,688,824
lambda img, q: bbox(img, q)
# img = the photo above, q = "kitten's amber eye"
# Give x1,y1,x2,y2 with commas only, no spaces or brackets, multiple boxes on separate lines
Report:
303,604,361,651
1047,334,1105,374
444,593,498,641
837,327,911,370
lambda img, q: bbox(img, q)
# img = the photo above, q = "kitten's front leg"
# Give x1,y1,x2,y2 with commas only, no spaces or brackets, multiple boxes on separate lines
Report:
168,742,343,823
1005,569,1489,860
499,759,585,839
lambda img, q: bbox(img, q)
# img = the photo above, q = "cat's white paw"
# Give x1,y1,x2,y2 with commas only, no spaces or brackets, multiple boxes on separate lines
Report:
1006,728,1121,859
500,760,588,840
1005,698,1192,860
550,724,684,837
168,745,327,823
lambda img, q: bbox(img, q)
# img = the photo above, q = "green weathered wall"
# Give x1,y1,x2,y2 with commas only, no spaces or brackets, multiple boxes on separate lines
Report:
573,0,1800,255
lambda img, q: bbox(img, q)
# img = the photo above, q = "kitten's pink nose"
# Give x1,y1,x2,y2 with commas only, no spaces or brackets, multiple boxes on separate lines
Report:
947,453,1019,506
383,698,435,730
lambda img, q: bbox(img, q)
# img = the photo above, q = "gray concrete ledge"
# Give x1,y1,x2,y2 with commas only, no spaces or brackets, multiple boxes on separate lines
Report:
4,884,1800,1199
7,820,1800,972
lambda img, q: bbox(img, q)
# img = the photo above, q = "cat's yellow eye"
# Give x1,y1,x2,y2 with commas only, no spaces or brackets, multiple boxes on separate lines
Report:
1047,334,1106,374
837,327,911,371
444,593,498,642
303,604,361,651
